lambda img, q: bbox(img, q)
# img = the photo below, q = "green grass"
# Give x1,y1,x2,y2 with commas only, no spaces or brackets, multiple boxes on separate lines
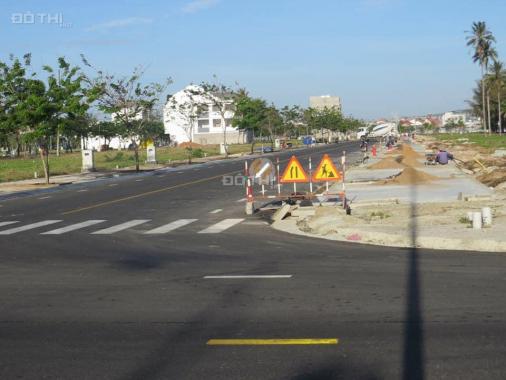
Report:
434,133,506,150
0,144,254,183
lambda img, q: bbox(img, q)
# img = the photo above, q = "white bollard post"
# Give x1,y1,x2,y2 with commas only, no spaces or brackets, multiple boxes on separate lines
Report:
482,207,492,226
472,212,482,229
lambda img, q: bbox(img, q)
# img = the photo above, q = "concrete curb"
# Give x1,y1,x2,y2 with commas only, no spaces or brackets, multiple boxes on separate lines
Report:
271,219,506,253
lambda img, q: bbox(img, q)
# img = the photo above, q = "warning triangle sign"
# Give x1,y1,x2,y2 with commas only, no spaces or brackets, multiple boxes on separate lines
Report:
280,156,309,183
312,154,341,182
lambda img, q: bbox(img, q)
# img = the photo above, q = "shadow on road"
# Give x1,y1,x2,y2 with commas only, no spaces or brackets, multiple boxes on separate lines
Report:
402,178,425,380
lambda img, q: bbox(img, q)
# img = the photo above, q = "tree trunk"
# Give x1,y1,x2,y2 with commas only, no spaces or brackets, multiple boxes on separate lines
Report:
134,144,140,172
56,127,60,157
39,146,50,184
498,90,502,135
481,66,487,133
487,92,492,133
222,114,228,158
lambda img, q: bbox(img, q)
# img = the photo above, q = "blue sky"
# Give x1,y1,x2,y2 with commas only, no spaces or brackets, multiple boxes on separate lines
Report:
2,0,506,119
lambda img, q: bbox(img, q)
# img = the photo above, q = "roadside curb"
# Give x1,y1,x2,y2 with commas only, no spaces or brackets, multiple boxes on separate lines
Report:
271,218,506,253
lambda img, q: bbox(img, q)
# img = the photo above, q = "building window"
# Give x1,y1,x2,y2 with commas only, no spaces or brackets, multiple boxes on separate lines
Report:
213,119,222,128
212,105,221,113
225,118,233,128
224,104,234,112
198,119,209,133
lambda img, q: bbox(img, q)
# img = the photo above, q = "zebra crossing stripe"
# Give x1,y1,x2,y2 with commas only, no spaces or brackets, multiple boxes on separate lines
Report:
91,220,151,235
0,221,19,228
41,220,106,235
144,219,198,234
0,220,62,235
198,218,245,234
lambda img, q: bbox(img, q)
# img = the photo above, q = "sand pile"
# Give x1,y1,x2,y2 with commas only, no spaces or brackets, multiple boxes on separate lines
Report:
477,169,506,187
384,167,437,185
368,157,405,169
400,155,423,167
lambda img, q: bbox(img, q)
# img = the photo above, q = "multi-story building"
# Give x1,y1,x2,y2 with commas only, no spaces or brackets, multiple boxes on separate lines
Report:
309,95,341,111
164,85,250,145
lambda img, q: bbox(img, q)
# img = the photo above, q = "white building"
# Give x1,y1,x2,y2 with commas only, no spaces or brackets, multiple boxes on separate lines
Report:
164,85,250,145
442,111,467,126
309,95,342,111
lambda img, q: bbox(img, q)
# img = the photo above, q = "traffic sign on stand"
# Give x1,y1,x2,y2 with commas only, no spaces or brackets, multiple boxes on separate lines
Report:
280,156,309,183
312,154,341,182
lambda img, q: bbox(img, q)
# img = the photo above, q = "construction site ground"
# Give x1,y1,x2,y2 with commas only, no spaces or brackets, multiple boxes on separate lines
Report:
273,138,506,252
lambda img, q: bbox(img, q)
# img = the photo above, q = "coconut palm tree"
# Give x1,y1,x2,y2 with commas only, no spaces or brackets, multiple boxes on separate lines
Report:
466,21,497,133
487,60,505,134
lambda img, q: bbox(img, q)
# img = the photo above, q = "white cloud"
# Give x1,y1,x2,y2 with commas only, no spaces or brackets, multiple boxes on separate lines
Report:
182,0,220,14
85,17,153,32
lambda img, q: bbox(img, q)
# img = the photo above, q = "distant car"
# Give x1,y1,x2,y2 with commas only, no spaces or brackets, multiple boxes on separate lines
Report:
255,146,273,153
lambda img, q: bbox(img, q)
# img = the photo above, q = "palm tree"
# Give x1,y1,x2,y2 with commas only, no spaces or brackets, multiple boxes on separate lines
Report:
487,60,505,134
466,21,497,133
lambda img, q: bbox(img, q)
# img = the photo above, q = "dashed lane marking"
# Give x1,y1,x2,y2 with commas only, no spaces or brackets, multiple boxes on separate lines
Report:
144,219,198,234
77,189,88,193
207,339,338,346
38,196,51,200
135,179,143,182
62,170,240,215
41,220,106,235
198,218,244,234
108,184,118,187
204,275,292,279
0,220,62,235
209,209,223,214
91,220,151,235
236,198,246,202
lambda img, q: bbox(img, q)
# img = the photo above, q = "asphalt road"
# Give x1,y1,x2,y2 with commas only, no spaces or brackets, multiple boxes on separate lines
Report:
1,142,506,380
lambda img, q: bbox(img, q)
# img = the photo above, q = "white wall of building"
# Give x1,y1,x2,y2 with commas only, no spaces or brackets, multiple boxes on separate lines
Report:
164,85,240,145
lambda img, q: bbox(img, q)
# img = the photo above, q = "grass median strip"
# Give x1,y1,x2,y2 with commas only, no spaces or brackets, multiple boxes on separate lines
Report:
207,338,338,346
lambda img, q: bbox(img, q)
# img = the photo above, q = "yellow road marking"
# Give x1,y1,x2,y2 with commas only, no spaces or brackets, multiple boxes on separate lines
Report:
62,146,340,215
206,338,338,346
62,170,238,215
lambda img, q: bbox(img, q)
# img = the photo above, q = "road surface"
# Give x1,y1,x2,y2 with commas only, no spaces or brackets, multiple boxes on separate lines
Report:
1,142,505,379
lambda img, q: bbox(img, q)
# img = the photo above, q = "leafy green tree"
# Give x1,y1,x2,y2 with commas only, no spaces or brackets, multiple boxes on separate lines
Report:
486,60,505,134
84,59,171,171
199,77,236,158
232,92,268,153
0,54,34,157
43,57,91,156
466,21,497,133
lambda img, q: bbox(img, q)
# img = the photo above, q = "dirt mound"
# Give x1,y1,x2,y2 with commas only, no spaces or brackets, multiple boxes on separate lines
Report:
178,142,203,148
477,169,506,187
368,157,405,169
400,155,423,167
401,144,423,158
384,167,437,185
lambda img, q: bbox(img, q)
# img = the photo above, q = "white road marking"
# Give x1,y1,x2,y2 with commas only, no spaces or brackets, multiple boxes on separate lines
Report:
204,275,292,279
0,220,62,235
242,221,269,225
77,189,88,193
236,198,246,202
41,220,106,235
135,179,143,182
38,196,51,200
109,183,118,187
209,209,223,214
198,218,244,234
177,172,184,174
0,221,18,228
144,219,198,234
91,219,151,235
